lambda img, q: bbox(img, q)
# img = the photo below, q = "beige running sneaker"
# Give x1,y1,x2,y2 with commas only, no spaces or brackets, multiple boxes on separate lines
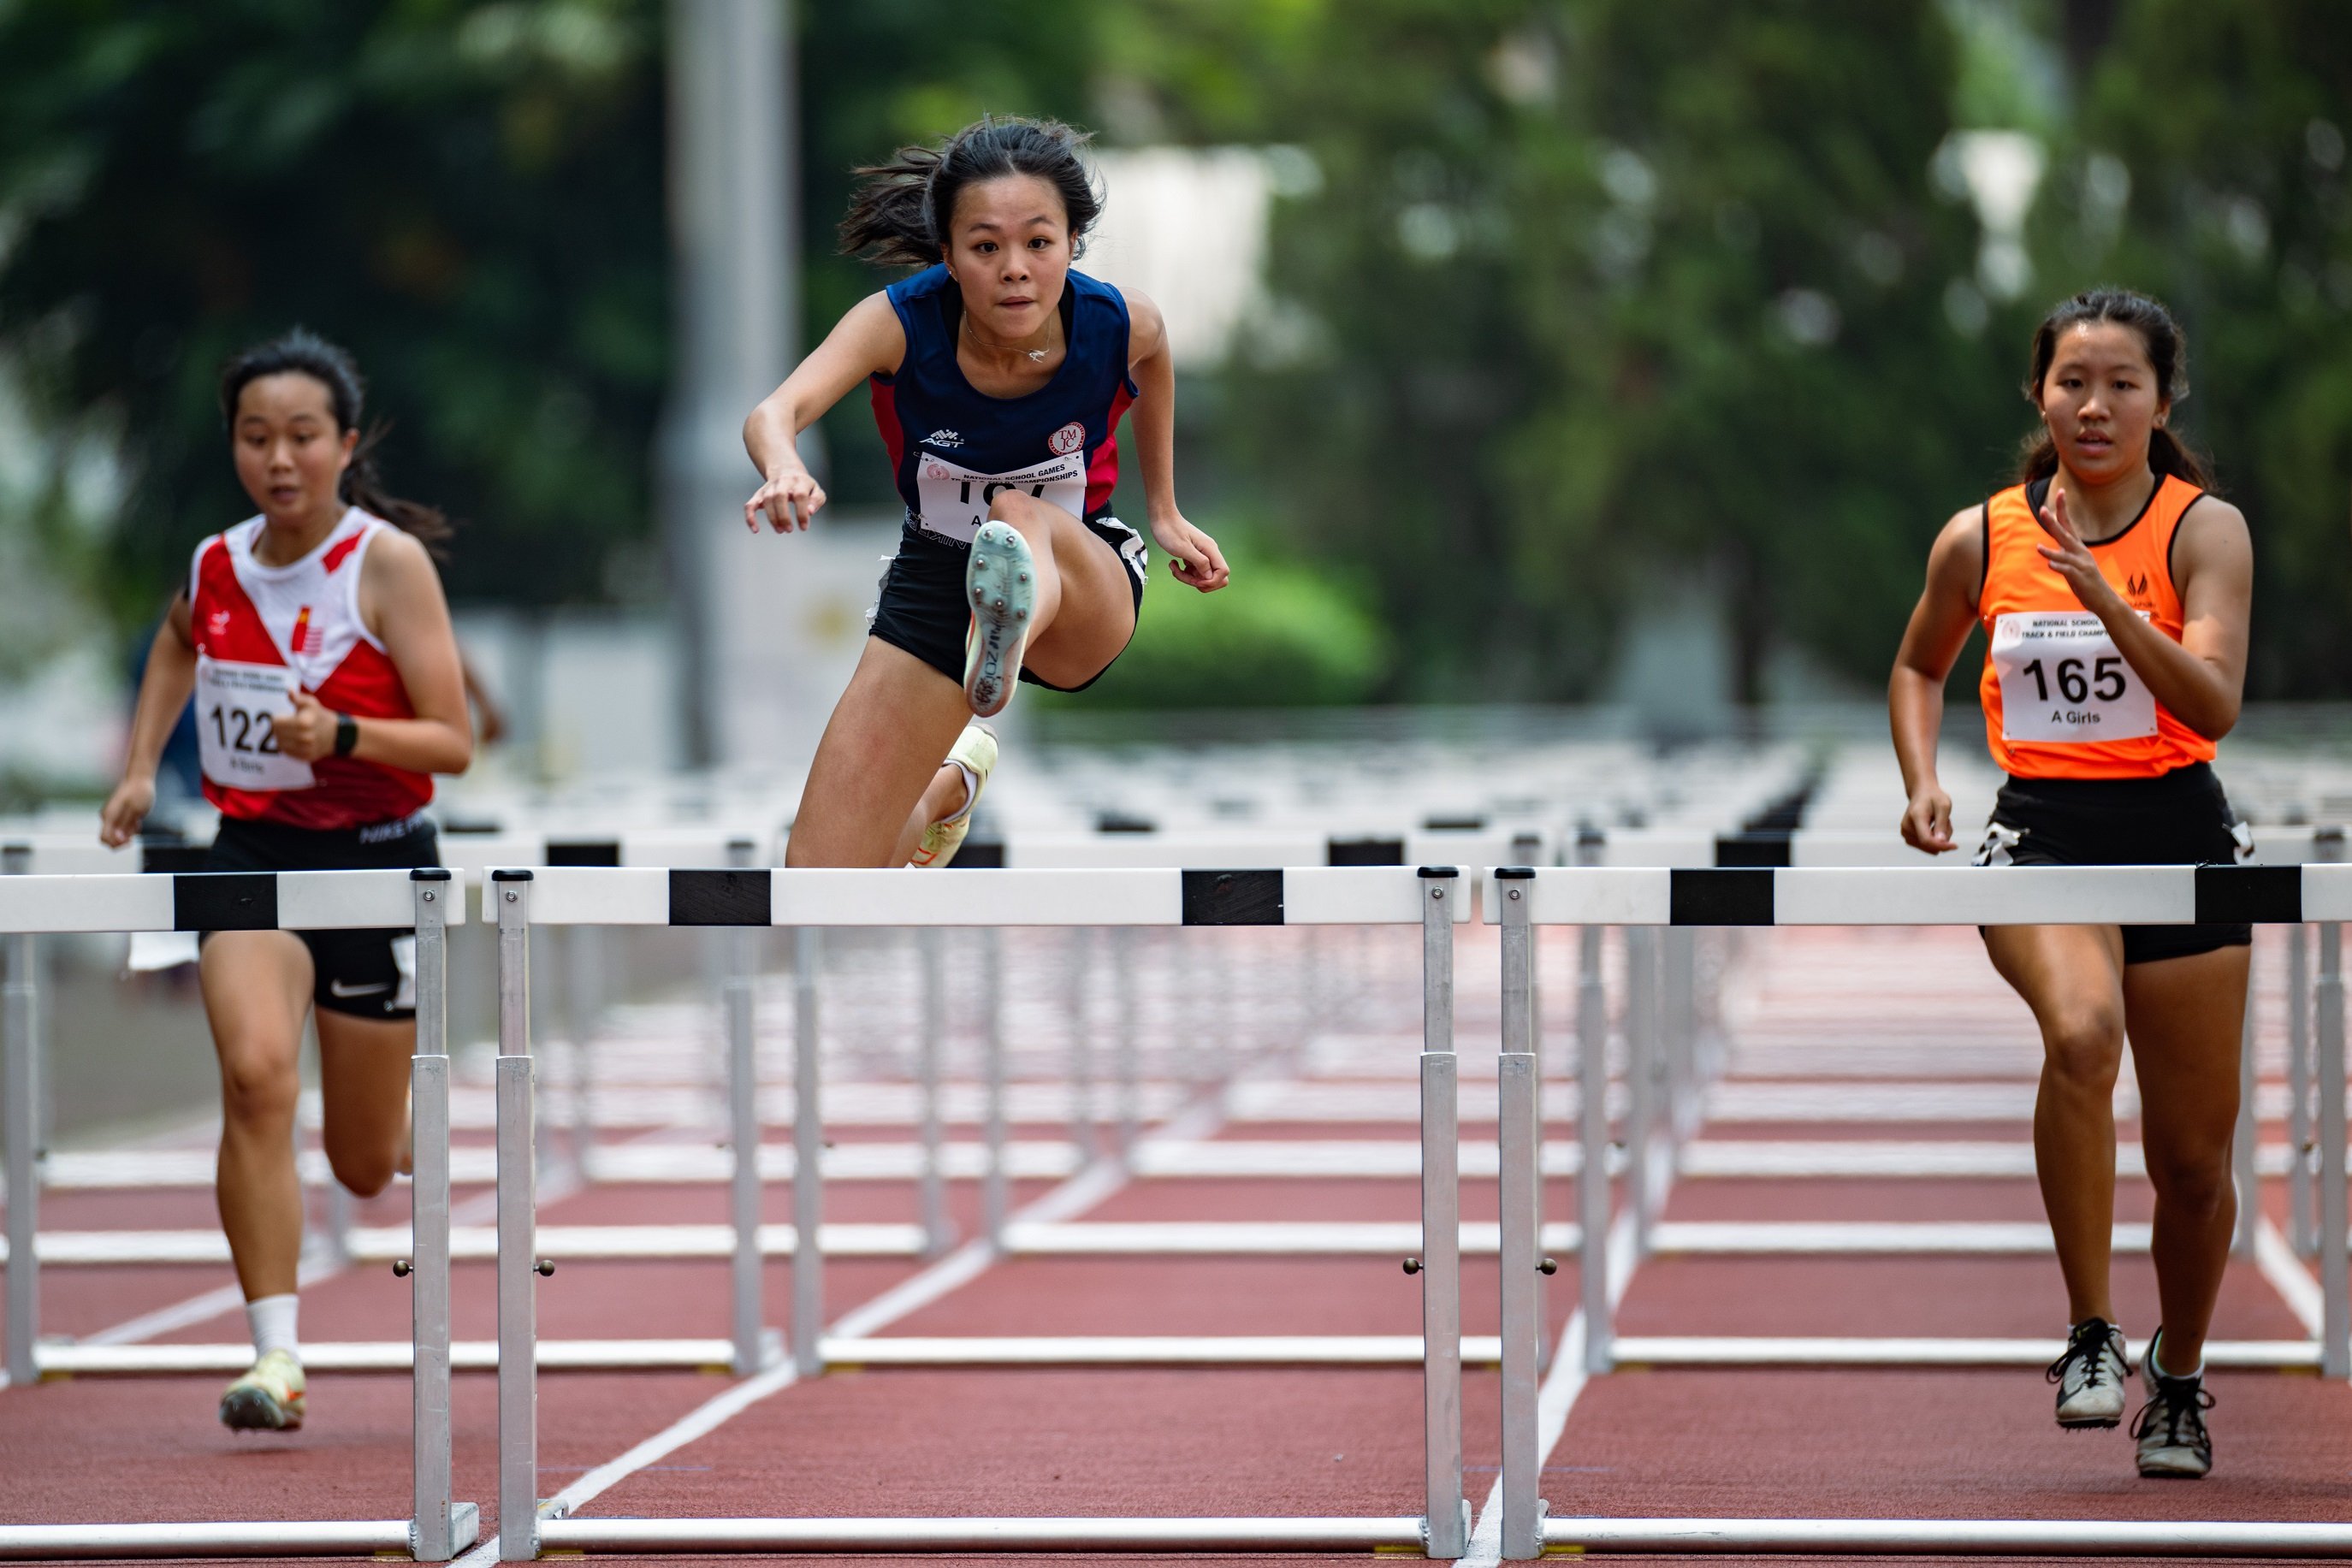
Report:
219,1346,305,1432
909,723,998,867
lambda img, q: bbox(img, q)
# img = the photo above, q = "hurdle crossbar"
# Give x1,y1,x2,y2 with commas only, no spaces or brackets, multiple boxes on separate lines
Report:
0,864,475,1559
1488,859,2352,1563
480,863,1477,1560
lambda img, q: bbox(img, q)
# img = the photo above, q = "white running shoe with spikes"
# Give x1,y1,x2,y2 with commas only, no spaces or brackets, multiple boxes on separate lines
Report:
963,521,1035,719
2047,1317,2128,1429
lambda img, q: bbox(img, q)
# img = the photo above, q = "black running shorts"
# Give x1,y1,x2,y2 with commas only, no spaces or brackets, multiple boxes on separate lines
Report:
868,516,1147,694
1973,762,2252,965
201,814,441,1020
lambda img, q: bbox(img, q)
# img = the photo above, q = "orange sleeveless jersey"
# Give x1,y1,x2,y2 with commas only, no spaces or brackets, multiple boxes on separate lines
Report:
1976,473,2213,780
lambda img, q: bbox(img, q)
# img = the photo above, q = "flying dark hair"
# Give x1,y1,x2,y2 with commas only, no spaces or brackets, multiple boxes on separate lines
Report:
217,328,453,553
2017,287,2213,490
838,115,1103,269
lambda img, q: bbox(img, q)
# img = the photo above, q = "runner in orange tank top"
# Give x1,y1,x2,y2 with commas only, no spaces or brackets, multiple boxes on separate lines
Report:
1889,289,2253,1480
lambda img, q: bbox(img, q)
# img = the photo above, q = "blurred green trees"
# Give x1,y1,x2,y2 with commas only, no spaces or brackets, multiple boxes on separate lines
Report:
0,0,671,614
2054,0,2352,699
1144,0,2023,701
3,0,2348,702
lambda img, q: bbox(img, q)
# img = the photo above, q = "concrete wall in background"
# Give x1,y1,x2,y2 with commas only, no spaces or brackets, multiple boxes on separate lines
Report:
454,509,895,784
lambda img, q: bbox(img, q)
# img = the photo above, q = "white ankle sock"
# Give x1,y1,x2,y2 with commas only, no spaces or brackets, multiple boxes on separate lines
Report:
2149,1334,2202,1382
246,1293,299,1361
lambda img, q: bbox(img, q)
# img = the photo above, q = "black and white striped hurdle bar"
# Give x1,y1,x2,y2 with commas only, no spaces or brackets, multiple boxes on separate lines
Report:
1583,824,2343,868
1485,863,2352,926
0,867,463,933
479,864,1478,926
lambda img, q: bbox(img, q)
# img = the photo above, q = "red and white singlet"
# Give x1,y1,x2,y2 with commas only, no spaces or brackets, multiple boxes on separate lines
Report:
188,508,432,831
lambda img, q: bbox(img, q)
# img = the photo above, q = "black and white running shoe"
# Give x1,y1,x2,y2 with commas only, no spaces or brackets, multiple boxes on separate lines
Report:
2046,1317,2129,1429
2130,1328,2213,1479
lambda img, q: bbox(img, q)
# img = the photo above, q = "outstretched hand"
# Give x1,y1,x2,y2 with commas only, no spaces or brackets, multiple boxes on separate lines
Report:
1148,512,1231,593
746,467,826,534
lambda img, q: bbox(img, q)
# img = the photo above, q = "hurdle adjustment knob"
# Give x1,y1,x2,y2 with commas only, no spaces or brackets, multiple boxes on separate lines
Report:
536,1257,555,1277
392,1259,412,1277
1538,1257,1558,1275
1401,1257,1422,1275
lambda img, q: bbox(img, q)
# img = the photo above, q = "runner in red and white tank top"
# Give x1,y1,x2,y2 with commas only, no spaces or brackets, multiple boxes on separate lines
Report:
100,330,475,1436
189,506,434,831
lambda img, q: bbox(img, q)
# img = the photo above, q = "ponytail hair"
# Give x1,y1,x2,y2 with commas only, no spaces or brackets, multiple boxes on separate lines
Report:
218,328,454,554
839,115,1102,269
2017,287,2214,491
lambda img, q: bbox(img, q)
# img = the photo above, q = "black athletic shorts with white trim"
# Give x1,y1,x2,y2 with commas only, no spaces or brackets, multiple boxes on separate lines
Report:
201,813,440,1020
1974,761,2252,965
868,515,1147,694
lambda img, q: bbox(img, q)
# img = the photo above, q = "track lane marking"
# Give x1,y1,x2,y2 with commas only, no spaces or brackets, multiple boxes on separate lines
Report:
455,1098,1228,1565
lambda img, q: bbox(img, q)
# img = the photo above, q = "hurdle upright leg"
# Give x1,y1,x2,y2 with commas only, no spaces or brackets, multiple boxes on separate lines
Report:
3,841,37,1388
726,841,764,1376
1577,922,1612,1373
489,870,542,1562
2318,905,2347,1379
1115,929,1140,1160
917,928,951,1256
1624,926,1658,1251
1417,867,1467,1559
1496,868,1545,1559
406,870,475,1560
2290,921,2316,1255
1068,926,1097,1163
792,926,824,1377
981,927,1008,1250
2233,937,2260,1258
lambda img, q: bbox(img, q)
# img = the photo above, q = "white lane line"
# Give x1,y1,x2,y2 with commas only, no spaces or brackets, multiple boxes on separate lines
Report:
456,1098,1228,1565
68,1123,602,1352
2254,1216,2325,1337
1460,1210,1641,1568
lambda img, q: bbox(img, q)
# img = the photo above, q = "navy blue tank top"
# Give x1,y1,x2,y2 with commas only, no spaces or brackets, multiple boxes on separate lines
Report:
868,265,1139,544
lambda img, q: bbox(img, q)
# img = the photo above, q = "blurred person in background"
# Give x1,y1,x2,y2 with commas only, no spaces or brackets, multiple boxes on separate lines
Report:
742,115,1229,868
99,329,472,1434
1889,288,2254,1480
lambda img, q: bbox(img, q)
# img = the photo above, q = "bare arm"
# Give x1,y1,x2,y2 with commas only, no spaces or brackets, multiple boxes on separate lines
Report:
2033,488,2250,740
99,595,199,846
1888,507,1985,854
1119,289,1228,591
275,529,473,775
741,293,906,533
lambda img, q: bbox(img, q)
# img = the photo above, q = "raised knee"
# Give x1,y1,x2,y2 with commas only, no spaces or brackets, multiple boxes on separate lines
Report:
329,1149,395,1200
983,490,1050,535
2041,1011,2123,1090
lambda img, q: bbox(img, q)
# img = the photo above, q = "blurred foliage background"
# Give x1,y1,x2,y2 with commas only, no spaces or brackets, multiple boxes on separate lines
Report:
1,0,2347,704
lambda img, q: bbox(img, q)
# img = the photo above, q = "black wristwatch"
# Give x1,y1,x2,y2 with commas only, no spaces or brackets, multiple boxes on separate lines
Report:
333,712,360,758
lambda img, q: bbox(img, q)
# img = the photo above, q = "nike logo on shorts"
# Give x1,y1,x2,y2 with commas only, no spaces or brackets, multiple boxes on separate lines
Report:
328,979,389,998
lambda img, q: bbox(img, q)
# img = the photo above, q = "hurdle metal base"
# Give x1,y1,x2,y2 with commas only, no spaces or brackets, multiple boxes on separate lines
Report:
1540,1517,2352,1556
34,1334,1512,1376
1606,1335,2319,1370
535,1514,1432,1553
0,1504,477,1559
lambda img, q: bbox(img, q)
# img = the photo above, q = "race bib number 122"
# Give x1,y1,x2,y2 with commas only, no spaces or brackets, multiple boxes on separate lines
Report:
195,656,316,791
1990,612,2157,744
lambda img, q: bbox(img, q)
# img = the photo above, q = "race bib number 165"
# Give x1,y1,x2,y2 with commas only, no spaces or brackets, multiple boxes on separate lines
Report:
1990,612,2157,744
